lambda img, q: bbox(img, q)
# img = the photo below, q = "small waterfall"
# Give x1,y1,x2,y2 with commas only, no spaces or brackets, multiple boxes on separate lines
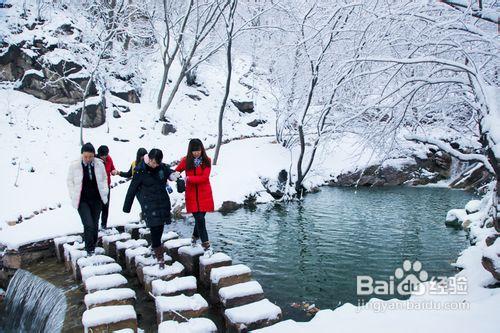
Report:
0,269,66,333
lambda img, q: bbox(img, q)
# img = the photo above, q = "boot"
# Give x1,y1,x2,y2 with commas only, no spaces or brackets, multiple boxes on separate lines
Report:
153,246,165,269
191,236,198,247
202,241,213,258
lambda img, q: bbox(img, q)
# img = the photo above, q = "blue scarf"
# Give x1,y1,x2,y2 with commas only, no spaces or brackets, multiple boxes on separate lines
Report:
194,157,202,168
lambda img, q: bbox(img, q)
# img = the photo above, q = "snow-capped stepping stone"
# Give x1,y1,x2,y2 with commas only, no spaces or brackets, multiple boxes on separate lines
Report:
125,222,146,240
102,233,131,258
199,252,232,287
70,247,105,281
178,245,205,276
158,318,217,333
85,274,128,293
125,246,151,276
161,231,179,242
139,228,151,244
116,239,148,265
210,264,252,303
78,255,115,271
63,242,85,270
84,288,136,309
97,228,119,247
81,263,123,282
82,304,137,332
54,235,82,262
164,238,191,261
152,276,197,297
219,280,265,309
224,299,282,332
135,254,173,285
155,294,209,323
143,261,185,293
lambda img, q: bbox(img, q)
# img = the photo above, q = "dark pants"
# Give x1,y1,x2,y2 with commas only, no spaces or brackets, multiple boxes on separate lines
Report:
78,200,102,253
101,189,110,228
192,212,208,243
150,224,164,248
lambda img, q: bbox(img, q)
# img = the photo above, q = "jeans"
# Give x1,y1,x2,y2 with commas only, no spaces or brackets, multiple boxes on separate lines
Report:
150,224,164,248
101,189,111,228
78,200,102,253
192,212,208,243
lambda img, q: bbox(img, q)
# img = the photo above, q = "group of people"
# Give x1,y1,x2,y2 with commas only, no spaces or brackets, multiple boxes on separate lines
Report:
67,139,215,269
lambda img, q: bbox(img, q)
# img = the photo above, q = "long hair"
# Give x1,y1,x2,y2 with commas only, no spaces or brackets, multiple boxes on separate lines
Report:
135,148,147,165
186,138,210,170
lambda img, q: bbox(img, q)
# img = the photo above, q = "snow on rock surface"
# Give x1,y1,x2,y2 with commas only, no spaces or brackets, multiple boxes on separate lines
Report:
84,288,136,308
210,264,251,284
125,246,151,260
116,239,148,250
77,255,115,269
161,231,179,242
224,299,281,324
155,294,208,312
82,305,136,329
85,274,127,292
158,318,217,333
81,263,123,282
143,261,184,278
219,281,264,303
53,235,82,246
199,253,232,265
178,245,204,256
164,238,192,250
152,276,198,296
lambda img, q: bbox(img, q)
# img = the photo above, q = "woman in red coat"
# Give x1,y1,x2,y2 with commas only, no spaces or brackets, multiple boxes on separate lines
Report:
176,139,215,256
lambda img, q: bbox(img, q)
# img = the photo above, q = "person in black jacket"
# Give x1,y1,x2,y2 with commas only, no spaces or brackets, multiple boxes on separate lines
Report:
122,148,180,268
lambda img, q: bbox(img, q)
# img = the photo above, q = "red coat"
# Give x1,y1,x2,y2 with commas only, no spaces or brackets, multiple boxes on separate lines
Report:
175,157,214,213
102,155,116,187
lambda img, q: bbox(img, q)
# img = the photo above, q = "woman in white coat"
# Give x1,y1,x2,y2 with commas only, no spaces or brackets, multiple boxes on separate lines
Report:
67,142,109,255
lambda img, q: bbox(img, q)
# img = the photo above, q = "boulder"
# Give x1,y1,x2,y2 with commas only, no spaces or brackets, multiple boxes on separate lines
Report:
161,122,177,136
231,99,254,113
247,119,266,127
219,201,243,214
60,95,106,128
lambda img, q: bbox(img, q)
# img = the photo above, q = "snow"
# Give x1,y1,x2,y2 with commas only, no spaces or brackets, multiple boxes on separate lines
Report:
77,255,115,269
465,200,482,214
152,276,197,296
138,228,150,236
116,239,148,250
142,261,184,279
63,242,84,260
70,247,105,265
84,288,136,308
125,246,151,260
102,233,131,244
158,318,217,333
164,238,192,250
81,263,123,282
210,264,251,284
199,252,231,266
219,281,264,304
446,209,468,223
82,305,136,329
178,244,204,256
53,235,82,246
161,231,179,242
224,299,281,324
155,294,208,312
84,274,128,293
135,253,172,267
125,222,146,233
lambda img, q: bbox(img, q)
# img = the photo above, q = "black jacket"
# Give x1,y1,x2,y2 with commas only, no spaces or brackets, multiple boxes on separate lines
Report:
123,161,174,227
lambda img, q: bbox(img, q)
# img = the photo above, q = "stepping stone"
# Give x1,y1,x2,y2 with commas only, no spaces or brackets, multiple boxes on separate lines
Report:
199,253,232,287
224,299,282,332
102,233,131,258
138,228,151,244
81,263,123,282
135,254,173,286
164,238,191,262
178,245,204,277
125,222,146,240
78,255,115,271
54,235,82,262
161,231,179,243
152,276,197,297
82,305,137,332
158,318,217,333
143,262,185,294
116,239,148,265
219,281,265,309
85,273,128,293
155,294,208,324
97,228,119,247
70,247,105,281
125,246,151,276
210,264,252,303
63,242,85,270
84,288,136,309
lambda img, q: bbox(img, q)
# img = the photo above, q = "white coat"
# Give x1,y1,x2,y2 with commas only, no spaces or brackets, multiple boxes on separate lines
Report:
67,157,109,209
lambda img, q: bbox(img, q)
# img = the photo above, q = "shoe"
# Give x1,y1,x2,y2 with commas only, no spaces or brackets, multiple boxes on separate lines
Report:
86,250,95,257
202,241,212,258
153,246,165,269
191,236,198,247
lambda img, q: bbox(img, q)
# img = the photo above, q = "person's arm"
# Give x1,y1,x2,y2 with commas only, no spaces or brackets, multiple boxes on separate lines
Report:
175,157,186,173
109,156,116,173
123,173,141,213
67,163,76,200
187,166,211,184
119,164,133,178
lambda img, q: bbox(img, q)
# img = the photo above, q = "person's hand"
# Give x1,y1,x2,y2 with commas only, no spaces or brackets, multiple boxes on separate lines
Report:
111,170,119,176
170,171,181,181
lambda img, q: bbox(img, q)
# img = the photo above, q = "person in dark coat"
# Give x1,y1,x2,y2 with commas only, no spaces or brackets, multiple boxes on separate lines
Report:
117,147,148,179
97,145,117,229
175,138,215,257
122,148,180,268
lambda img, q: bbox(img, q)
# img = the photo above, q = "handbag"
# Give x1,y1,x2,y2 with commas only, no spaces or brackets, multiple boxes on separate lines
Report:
176,177,186,193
